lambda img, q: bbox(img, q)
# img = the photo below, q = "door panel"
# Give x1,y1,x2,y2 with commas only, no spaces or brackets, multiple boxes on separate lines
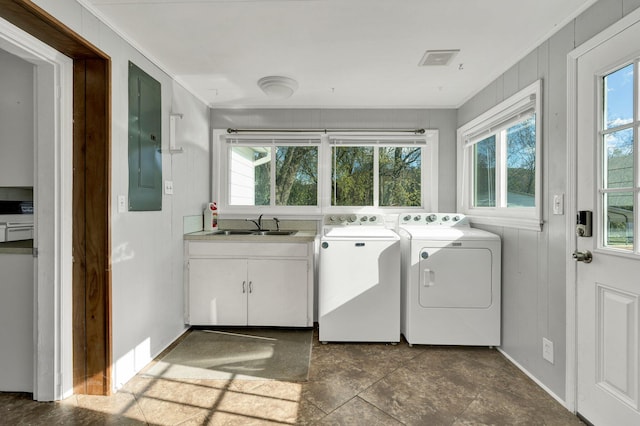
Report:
188,259,247,325
597,284,638,407
576,18,640,425
247,259,308,327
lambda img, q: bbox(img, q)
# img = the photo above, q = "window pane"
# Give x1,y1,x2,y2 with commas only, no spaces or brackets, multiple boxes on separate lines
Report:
506,116,536,207
604,192,634,251
332,146,373,206
473,136,496,207
275,146,318,206
229,146,270,206
604,128,633,188
379,147,421,207
604,63,634,130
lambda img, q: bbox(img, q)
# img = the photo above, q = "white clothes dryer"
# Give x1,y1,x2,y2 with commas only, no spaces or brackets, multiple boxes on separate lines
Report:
319,214,400,343
398,213,501,346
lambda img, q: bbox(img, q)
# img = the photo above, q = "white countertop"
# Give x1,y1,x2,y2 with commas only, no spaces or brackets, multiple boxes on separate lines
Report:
184,230,317,243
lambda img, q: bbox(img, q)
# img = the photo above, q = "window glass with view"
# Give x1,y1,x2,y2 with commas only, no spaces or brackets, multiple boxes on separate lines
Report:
472,116,536,209
331,146,422,207
602,63,635,251
229,145,318,206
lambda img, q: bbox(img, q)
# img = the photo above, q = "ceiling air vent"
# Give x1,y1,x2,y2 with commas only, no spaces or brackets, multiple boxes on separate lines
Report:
419,49,460,66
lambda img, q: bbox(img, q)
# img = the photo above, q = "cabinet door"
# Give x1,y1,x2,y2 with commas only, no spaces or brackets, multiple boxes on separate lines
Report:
247,259,308,327
188,258,247,325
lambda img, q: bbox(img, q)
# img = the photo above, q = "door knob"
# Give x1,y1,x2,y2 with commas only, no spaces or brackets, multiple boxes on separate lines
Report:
572,250,592,263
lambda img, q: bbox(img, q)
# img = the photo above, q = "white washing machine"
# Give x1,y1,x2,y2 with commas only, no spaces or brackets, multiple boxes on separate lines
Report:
319,214,400,343
398,213,501,346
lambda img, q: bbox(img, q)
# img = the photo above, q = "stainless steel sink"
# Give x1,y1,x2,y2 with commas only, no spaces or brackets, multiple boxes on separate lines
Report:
252,230,296,236
208,229,254,235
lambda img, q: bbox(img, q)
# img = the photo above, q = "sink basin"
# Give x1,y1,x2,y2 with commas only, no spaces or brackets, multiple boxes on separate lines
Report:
208,229,254,235
252,230,296,236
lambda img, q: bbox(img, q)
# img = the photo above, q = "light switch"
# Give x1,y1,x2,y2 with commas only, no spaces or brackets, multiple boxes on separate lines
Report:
118,195,127,213
164,180,174,195
552,193,564,215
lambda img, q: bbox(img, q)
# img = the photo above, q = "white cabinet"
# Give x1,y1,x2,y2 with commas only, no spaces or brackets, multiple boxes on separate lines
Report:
185,241,313,327
0,254,33,392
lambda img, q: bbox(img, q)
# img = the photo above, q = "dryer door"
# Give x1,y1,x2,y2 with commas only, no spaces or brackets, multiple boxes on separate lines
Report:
418,247,492,308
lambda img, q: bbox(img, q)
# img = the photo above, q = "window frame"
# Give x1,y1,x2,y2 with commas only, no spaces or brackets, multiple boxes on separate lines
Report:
214,130,438,216
220,134,323,215
596,60,638,255
457,80,542,231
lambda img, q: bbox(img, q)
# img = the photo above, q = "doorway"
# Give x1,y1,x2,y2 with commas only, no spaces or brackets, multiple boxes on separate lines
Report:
568,7,640,425
0,0,112,398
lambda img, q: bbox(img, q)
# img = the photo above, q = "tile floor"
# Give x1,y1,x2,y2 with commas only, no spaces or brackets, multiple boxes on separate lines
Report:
1,328,584,425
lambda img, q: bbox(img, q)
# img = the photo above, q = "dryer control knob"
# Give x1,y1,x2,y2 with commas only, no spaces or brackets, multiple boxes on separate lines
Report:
421,251,429,259
369,216,377,222
403,215,411,222
413,215,422,221
442,215,450,221
360,216,368,222
348,214,357,223
453,215,461,221
339,216,346,222
426,214,437,222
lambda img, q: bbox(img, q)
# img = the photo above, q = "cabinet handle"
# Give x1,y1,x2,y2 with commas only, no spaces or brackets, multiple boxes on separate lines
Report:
249,281,253,293
242,281,246,293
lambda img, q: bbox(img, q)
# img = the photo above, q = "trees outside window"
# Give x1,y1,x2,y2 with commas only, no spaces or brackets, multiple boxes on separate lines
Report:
331,145,422,207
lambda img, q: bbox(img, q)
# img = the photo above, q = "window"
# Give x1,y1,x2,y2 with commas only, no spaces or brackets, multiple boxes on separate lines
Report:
457,80,542,230
218,131,438,214
600,63,636,252
329,137,426,208
227,138,320,208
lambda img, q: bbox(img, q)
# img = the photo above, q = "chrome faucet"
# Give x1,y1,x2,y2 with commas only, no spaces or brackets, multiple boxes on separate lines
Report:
246,214,264,231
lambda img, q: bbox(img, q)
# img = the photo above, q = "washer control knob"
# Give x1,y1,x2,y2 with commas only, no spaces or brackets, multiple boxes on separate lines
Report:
442,215,450,221
339,216,346,222
413,215,421,221
403,215,411,222
348,214,357,223
360,216,368,222
453,215,461,221
426,214,437,222
369,216,377,222
329,215,337,222
421,251,429,259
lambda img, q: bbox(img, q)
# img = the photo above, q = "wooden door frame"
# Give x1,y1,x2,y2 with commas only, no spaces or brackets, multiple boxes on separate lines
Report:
0,0,112,395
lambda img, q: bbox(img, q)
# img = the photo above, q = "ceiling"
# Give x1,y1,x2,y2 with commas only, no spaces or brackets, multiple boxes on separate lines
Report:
81,0,597,109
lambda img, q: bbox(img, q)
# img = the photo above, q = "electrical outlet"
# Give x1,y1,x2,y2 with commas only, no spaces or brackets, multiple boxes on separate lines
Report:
164,180,174,195
542,338,554,364
117,195,126,213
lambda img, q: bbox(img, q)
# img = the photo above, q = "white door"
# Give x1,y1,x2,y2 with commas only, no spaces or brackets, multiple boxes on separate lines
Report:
247,259,308,326
188,258,247,325
575,19,640,425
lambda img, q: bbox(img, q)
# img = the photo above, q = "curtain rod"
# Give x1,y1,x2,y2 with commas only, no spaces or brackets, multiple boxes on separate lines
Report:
227,128,426,135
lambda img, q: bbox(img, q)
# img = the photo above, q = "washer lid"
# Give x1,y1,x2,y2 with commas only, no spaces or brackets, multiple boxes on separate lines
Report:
323,226,399,239
401,227,500,241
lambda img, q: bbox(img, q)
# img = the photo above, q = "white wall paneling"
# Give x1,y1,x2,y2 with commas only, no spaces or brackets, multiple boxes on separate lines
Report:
458,0,640,403
30,0,211,393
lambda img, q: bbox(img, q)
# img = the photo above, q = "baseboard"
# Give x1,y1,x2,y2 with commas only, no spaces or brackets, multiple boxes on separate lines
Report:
497,348,570,410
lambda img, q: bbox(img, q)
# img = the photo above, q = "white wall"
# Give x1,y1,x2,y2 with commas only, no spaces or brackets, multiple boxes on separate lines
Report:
458,0,640,401
211,108,458,212
0,49,33,187
32,0,211,391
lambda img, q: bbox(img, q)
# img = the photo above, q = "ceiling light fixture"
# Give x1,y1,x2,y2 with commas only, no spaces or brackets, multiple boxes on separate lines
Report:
418,49,460,66
257,76,298,99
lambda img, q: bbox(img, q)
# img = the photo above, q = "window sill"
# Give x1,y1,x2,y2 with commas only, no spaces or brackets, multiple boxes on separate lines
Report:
466,214,543,232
